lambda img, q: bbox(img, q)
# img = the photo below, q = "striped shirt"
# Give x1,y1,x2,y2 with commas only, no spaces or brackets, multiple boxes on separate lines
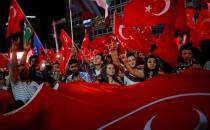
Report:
11,81,39,103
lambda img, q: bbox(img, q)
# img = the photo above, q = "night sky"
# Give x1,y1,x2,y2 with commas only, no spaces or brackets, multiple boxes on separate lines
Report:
0,0,66,53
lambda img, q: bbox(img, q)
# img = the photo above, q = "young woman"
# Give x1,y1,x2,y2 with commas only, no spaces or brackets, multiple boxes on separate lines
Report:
144,55,162,80
98,63,122,85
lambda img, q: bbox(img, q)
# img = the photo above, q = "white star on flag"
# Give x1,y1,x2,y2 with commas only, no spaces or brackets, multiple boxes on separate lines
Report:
145,5,152,13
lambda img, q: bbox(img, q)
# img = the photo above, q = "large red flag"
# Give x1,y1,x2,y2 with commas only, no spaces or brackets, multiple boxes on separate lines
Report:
186,8,196,29
192,9,210,49
123,0,175,26
0,54,9,68
6,0,24,38
0,69,210,130
173,0,188,32
59,29,72,63
114,11,153,54
154,24,179,67
59,29,72,49
89,34,113,54
80,30,92,60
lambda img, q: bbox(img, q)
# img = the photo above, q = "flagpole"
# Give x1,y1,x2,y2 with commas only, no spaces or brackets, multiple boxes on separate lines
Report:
68,0,80,51
69,0,74,44
53,20,59,53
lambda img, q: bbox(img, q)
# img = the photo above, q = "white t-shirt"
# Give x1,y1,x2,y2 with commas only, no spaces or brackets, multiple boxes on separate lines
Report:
11,81,40,103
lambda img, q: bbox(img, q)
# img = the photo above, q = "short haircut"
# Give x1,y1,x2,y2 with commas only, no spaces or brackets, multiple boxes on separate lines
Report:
179,44,193,53
29,55,38,63
68,59,79,65
94,53,104,61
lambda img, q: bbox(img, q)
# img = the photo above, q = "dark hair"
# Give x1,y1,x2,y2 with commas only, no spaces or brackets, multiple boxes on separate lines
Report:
68,59,79,65
179,44,193,53
126,52,136,59
144,55,159,79
100,62,122,84
29,55,38,63
0,71,5,80
94,53,104,61
45,64,53,72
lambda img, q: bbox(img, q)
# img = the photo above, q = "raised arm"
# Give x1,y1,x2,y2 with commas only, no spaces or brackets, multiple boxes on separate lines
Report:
20,39,31,66
9,38,20,83
123,51,144,79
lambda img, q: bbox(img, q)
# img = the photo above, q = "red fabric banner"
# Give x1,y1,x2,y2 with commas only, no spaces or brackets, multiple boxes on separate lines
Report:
0,54,9,68
6,0,24,38
0,91,15,114
173,0,188,32
89,34,113,54
114,11,153,54
0,69,210,130
80,30,91,59
59,29,72,49
191,9,210,49
154,24,179,67
123,0,175,26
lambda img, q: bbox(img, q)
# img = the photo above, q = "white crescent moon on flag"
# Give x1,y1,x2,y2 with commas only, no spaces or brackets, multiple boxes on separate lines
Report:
152,0,170,16
119,25,129,40
144,115,156,130
201,18,210,25
10,6,17,18
194,108,208,130
8,6,16,21
63,35,68,43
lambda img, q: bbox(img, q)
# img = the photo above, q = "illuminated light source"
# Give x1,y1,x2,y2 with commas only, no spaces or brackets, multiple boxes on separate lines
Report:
26,16,36,19
56,54,61,58
41,63,46,68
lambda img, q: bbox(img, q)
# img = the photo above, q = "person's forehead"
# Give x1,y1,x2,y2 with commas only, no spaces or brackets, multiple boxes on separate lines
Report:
70,63,78,66
182,50,192,53
94,55,101,58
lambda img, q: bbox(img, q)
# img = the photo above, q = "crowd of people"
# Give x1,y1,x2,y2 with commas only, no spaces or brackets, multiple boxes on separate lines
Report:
0,35,210,111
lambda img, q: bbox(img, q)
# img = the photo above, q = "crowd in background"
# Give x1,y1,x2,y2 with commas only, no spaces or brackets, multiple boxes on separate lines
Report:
0,34,210,111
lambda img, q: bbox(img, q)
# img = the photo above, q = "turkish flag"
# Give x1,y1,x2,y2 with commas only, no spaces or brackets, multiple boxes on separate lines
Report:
0,91,15,114
192,9,210,49
80,30,92,60
186,8,196,29
114,11,153,54
154,24,179,68
89,34,113,54
173,0,188,32
46,48,55,63
81,30,90,49
0,69,210,130
0,54,9,68
59,29,72,49
123,0,175,26
6,0,24,38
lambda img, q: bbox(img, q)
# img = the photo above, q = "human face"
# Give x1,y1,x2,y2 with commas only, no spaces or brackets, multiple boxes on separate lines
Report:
128,56,136,68
93,55,103,65
181,50,193,63
106,64,115,77
147,57,157,70
138,52,145,61
69,63,79,73
53,63,60,71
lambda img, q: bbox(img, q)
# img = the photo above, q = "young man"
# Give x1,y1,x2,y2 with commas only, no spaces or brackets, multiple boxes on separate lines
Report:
175,44,200,73
90,54,104,81
66,59,92,83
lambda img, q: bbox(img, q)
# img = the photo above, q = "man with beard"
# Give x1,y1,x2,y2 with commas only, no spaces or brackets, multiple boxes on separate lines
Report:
66,59,92,83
